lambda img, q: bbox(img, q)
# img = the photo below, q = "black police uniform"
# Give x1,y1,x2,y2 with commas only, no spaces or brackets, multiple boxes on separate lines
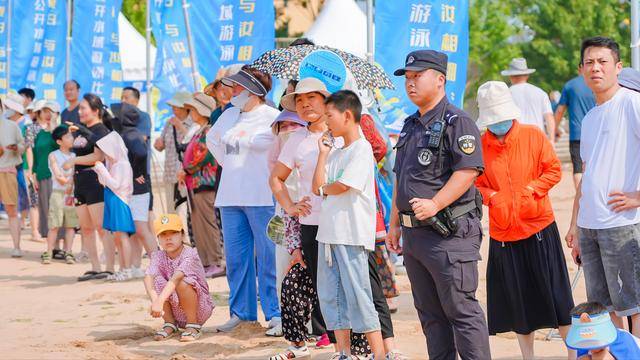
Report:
393,51,491,360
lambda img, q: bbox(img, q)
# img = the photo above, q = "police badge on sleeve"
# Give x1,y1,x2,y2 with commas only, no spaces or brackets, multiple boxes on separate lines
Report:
457,135,476,155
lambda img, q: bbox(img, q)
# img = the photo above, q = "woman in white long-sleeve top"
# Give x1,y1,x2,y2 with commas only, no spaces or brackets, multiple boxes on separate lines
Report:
206,66,282,333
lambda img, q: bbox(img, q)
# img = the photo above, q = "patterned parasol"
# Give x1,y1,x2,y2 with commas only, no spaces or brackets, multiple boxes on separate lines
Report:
251,45,394,90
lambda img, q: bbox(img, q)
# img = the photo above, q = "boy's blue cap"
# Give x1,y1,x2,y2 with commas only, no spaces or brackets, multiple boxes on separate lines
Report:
565,312,617,351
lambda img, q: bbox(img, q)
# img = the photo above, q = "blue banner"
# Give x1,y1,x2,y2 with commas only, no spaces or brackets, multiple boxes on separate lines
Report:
10,0,67,101
0,0,8,94
375,1,469,132
150,0,204,129
151,0,275,130
208,0,275,78
72,0,123,104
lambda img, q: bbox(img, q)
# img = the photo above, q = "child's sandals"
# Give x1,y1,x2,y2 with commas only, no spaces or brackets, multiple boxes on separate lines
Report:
179,323,202,342
269,346,311,359
153,322,178,341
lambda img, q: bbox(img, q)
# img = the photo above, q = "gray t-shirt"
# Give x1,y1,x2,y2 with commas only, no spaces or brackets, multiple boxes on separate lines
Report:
49,149,75,191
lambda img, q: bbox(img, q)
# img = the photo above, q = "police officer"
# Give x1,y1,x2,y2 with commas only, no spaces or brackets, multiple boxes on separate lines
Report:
387,50,491,359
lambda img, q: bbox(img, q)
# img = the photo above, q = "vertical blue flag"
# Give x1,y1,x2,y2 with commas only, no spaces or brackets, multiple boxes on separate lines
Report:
72,0,124,104
0,0,8,94
10,0,67,101
208,0,275,79
375,1,469,132
151,0,274,130
150,0,202,129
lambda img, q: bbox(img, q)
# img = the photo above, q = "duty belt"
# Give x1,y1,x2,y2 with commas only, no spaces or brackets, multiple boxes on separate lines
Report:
399,200,479,237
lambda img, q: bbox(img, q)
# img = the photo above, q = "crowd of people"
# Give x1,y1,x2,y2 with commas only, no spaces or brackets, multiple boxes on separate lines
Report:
2,35,640,359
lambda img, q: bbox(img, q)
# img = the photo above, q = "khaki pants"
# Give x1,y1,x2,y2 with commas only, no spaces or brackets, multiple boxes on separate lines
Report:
164,183,176,214
191,190,224,267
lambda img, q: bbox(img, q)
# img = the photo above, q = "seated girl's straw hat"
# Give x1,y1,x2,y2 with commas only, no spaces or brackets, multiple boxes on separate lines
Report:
476,81,521,129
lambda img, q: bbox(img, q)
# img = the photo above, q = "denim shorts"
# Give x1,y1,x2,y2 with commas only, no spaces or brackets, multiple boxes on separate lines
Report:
579,223,640,316
317,243,380,333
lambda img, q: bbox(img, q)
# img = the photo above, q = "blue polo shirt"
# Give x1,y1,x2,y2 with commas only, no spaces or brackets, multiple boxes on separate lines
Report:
577,329,640,359
558,75,596,141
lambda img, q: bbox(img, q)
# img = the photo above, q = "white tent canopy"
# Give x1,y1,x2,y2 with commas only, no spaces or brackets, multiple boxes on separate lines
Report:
304,0,368,58
118,13,156,81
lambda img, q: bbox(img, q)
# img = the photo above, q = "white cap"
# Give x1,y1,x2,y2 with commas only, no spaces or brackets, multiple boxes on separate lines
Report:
4,93,25,114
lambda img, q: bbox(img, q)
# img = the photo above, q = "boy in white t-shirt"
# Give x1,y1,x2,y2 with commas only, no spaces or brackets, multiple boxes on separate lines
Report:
42,125,78,264
312,90,385,360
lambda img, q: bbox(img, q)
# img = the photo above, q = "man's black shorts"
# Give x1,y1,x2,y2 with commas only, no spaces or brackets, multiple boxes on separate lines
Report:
570,140,583,174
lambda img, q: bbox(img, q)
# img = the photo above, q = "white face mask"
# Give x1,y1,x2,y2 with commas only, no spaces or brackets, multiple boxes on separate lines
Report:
230,90,252,110
4,109,16,118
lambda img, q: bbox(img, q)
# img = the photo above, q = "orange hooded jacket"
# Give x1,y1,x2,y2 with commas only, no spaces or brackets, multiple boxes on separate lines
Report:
475,121,561,242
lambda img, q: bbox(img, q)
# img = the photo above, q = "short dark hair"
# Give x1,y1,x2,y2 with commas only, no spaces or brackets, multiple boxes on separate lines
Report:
18,88,35,100
325,90,362,123
289,38,315,47
52,125,70,142
123,86,141,100
570,302,608,317
580,36,621,65
241,65,272,99
64,79,80,90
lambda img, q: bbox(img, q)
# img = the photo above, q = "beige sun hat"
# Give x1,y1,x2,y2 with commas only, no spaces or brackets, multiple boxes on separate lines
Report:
4,93,25,114
166,91,192,108
280,77,331,112
476,81,522,129
184,92,216,118
44,100,61,113
32,99,48,112
500,57,536,76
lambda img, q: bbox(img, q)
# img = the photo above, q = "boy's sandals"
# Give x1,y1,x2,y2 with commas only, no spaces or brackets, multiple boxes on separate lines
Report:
106,269,133,282
154,323,178,341
269,346,311,359
65,252,76,264
180,323,202,342
41,251,51,264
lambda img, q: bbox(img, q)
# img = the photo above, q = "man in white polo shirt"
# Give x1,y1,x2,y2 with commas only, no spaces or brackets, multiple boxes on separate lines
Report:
566,36,640,336
502,57,556,143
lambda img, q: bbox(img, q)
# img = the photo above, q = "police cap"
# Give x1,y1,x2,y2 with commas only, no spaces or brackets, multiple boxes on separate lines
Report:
394,50,448,77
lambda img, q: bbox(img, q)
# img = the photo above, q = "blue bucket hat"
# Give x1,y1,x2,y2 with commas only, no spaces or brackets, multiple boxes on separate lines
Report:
565,312,618,351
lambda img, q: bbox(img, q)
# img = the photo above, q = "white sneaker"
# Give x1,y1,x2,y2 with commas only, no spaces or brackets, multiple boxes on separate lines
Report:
131,267,146,279
267,316,282,329
75,251,90,263
216,314,245,333
107,269,133,282
265,323,283,337
11,249,23,258
0,212,9,220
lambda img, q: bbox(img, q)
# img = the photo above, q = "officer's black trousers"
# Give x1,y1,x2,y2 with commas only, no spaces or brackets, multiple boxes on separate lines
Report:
403,215,491,360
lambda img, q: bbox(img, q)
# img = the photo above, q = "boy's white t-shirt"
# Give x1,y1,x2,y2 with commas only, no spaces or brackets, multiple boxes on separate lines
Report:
578,87,640,229
49,149,75,191
316,137,376,250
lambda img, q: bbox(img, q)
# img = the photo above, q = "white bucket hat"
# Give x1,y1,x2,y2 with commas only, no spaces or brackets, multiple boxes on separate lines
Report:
280,77,331,112
476,81,521,129
184,92,216,118
166,91,192,108
501,58,536,76
4,93,25,114
33,99,60,113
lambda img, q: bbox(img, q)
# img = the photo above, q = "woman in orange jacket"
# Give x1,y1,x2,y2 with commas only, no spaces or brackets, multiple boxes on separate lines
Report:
475,81,575,359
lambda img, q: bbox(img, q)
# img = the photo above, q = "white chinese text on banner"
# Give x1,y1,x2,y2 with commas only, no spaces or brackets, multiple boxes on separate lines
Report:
72,0,124,104
375,1,469,132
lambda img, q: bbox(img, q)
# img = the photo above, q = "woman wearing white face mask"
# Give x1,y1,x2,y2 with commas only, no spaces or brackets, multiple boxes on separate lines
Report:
475,81,574,359
206,66,282,333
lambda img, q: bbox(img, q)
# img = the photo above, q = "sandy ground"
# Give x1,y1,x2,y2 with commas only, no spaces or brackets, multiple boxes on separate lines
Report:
0,167,584,359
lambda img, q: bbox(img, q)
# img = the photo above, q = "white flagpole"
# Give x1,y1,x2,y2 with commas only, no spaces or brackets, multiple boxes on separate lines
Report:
632,0,640,70
66,0,72,80
181,0,199,91
6,0,12,91
146,0,152,115
366,0,373,63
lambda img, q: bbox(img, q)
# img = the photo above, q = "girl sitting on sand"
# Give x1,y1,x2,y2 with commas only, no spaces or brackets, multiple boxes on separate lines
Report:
143,214,214,342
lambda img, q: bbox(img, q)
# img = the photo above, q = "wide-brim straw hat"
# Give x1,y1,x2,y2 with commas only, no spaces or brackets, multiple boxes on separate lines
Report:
501,57,536,76
280,77,331,112
166,91,192,108
183,92,216,118
476,81,522,129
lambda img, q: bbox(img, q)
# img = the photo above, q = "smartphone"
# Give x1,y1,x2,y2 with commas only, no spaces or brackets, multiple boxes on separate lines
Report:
322,132,335,148
576,255,582,265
